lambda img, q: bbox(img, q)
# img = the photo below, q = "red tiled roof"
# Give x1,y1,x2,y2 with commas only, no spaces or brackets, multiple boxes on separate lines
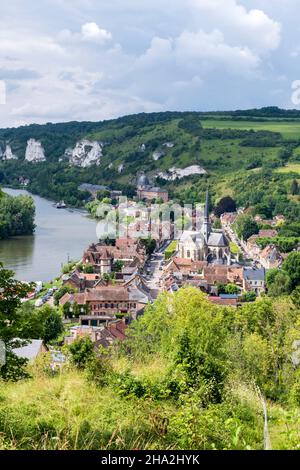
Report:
209,297,238,307
258,229,278,238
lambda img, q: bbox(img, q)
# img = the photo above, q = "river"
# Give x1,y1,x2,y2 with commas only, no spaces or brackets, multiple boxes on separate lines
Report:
0,188,98,282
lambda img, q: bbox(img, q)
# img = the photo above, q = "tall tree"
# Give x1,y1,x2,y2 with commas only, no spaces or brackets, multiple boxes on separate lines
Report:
214,196,237,217
0,263,32,381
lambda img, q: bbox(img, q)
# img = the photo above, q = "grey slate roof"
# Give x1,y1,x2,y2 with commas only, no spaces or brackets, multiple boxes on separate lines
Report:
243,268,265,282
207,232,229,247
13,340,45,361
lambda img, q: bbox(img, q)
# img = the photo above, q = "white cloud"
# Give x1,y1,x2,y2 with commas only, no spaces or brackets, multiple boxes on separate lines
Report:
191,0,281,53
175,29,260,76
0,0,294,126
81,22,112,43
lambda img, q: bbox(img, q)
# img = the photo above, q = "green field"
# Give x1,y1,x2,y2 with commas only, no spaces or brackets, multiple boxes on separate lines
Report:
202,119,300,140
276,163,300,174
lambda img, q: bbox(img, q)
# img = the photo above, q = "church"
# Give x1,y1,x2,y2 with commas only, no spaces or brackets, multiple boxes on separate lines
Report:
136,173,169,203
178,191,231,265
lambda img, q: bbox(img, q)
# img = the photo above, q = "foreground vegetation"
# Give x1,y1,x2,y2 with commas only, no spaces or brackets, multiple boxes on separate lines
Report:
1,270,300,449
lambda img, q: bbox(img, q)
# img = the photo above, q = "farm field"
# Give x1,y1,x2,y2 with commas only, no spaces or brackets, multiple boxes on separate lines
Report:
202,119,300,140
276,163,300,174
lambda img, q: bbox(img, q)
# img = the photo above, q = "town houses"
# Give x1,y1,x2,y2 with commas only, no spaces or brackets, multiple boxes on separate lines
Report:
82,238,146,275
57,188,290,348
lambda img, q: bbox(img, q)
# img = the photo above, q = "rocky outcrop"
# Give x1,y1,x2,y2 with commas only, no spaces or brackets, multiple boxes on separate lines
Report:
2,144,18,160
157,165,207,181
152,150,165,161
67,140,103,168
25,139,46,163
118,163,125,174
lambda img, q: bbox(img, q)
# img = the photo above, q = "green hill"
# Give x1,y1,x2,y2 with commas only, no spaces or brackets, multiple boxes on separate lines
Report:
0,108,300,214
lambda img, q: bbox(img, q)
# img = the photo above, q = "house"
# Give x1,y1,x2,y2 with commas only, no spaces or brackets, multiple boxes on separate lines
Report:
83,238,146,274
95,320,128,349
62,270,102,291
246,235,261,259
220,212,238,229
209,296,239,307
178,191,231,265
60,280,152,327
163,261,244,295
136,173,169,203
13,340,48,362
259,245,282,270
243,268,266,295
258,229,278,238
164,257,208,277
65,319,128,348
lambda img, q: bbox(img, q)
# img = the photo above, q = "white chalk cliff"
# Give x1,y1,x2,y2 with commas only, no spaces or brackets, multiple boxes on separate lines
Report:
68,140,103,168
25,139,46,163
157,165,207,181
1,144,18,160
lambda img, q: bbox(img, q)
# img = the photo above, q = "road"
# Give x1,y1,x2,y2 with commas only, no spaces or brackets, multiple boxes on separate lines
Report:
144,240,172,298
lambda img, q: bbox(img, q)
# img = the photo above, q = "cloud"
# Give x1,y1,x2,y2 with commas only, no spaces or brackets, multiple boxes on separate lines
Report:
0,0,294,127
191,0,281,53
58,22,113,45
81,22,112,43
174,29,260,76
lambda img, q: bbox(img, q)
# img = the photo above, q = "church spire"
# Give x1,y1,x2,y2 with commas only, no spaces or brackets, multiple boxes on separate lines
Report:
204,188,209,221
203,188,211,243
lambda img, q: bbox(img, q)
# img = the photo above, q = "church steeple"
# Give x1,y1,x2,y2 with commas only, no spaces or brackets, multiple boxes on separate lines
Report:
203,188,211,242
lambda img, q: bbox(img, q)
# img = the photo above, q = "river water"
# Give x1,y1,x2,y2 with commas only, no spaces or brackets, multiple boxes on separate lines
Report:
0,188,98,282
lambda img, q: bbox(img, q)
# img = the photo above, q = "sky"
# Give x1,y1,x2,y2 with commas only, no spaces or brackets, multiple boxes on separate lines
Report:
0,0,299,127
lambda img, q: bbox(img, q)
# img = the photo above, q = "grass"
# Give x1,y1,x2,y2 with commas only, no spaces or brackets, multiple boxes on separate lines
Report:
230,242,241,255
0,369,176,450
165,240,178,260
276,163,300,174
202,119,300,140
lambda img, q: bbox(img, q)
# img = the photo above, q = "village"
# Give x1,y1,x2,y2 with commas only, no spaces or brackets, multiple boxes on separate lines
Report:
14,173,290,366
12,174,292,367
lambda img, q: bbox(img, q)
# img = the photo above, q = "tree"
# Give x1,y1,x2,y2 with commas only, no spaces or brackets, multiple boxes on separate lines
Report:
213,218,222,229
266,269,281,289
291,179,299,196
16,303,64,343
291,286,300,309
38,306,64,343
282,252,300,289
69,337,95,369
0,194,35,240
113,260,125,273
139,237,157,256
234,215,259,241
241,291,257,303
267,271,292,297
214,196,237,217
0,263,32,381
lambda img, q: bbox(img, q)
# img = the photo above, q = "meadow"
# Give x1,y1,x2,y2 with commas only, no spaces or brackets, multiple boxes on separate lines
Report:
202,119,300,140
